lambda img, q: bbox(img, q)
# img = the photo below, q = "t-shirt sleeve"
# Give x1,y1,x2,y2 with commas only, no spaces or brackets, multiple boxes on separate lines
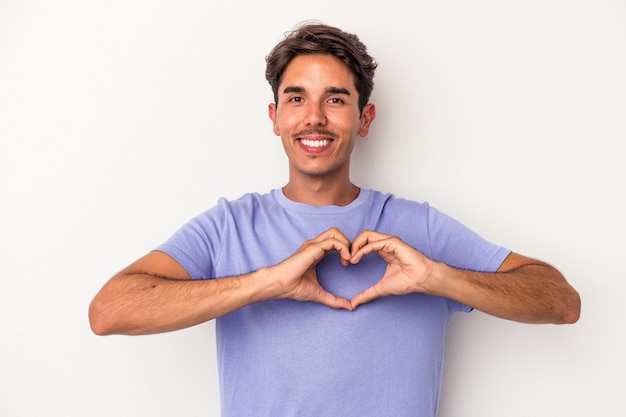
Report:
155,203,227,280
426,205,511,313
426,205,510,272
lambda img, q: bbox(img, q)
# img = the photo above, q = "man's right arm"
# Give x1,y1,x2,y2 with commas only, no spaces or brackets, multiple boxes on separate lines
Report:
88,228,353,336
88,250,280,335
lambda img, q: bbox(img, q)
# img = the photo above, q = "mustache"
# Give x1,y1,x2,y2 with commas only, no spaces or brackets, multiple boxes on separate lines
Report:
292,129,339,139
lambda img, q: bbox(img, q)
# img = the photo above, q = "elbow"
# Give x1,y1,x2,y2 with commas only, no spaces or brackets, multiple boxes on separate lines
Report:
88,299,115,336
559,289,581,324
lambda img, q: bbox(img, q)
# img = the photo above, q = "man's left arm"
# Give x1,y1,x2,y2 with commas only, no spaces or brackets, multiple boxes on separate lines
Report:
349,231,581,324
439,251,580,323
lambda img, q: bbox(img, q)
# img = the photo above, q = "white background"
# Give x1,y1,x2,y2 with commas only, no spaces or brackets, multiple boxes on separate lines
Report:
1,1,624,416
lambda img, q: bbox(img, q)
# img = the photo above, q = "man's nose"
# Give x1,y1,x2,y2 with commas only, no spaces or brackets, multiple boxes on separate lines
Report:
305,102,327,126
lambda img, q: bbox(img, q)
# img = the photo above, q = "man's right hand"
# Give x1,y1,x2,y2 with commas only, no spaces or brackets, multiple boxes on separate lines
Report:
266,227,353,310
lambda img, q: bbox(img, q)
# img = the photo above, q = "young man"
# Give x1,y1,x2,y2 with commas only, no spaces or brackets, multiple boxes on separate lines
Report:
89,23,580,417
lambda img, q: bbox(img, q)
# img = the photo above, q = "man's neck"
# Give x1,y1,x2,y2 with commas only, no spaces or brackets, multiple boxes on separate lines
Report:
282,180,360,207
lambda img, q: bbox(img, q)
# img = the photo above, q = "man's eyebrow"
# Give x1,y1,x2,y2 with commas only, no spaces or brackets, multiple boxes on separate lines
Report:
281,86,351,95
282,86,304,94
326,87,351,96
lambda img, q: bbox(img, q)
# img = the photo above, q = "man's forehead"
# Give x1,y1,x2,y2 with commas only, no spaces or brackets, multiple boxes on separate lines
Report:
278,55,357,94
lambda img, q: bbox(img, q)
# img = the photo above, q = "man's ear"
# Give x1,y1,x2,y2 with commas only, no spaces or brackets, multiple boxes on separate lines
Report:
358,104,376,137
268,103,280,136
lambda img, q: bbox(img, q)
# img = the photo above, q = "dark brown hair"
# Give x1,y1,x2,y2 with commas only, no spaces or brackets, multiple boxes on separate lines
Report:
265,22,377,113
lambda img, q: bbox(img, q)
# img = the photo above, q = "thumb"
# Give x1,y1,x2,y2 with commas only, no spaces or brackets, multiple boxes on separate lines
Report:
350,284,385,310
317,290,353,311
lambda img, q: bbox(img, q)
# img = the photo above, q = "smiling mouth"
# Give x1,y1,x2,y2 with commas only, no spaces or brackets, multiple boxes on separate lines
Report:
293,129,338,153
300,138,331,148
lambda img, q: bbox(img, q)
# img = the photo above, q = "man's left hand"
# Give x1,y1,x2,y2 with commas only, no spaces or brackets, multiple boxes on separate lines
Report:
349,230,436,309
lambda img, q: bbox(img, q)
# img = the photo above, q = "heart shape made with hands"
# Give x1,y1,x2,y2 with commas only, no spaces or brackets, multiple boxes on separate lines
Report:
285,228,429,310
317,246,425,310
316,250,388,302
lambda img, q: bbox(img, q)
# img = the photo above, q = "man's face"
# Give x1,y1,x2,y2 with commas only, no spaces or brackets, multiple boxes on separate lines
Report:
268,54,375,181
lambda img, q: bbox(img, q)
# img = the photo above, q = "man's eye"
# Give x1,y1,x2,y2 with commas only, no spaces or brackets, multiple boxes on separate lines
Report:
328,98,344,104
289,96,303,103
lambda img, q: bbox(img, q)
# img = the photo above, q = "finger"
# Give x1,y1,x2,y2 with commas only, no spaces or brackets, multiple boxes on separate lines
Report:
316,290,353,311
350,236,398,264
350,283,386,310
307,235,352,265
319,227,353,263
350,230,391,258
312,227,351,245
298,235,347,258
351,229,388,247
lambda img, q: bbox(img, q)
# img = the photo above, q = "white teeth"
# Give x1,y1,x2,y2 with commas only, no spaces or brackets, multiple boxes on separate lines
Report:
301,139,330,147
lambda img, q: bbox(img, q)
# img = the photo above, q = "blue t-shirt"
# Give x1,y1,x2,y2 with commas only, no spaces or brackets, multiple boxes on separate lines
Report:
157,188,510,417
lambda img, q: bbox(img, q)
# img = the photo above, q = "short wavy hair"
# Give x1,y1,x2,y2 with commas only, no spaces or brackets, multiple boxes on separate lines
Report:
265,22,377,113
